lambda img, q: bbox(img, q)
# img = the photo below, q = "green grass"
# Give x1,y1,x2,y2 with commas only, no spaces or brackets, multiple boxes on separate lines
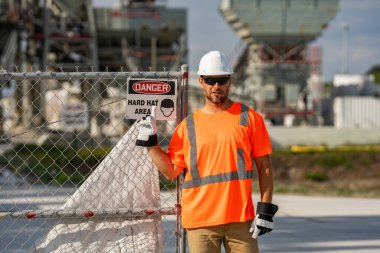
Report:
0,143,176,190
273,148,379,171
305,171,328,182
274,185,310,195
315,153,349,168
0,144,111,185
270,148,380,197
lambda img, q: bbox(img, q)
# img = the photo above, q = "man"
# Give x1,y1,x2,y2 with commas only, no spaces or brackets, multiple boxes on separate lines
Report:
136,50,278,253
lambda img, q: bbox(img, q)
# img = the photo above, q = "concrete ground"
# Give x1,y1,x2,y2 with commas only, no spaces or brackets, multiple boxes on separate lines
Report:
1,187,380,253
259,194,380,253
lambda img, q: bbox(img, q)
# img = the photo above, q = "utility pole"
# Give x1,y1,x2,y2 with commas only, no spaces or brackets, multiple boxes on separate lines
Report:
340,22,350,74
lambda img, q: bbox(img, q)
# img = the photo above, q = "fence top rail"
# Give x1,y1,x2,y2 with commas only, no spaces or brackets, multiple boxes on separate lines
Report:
0,71,182,81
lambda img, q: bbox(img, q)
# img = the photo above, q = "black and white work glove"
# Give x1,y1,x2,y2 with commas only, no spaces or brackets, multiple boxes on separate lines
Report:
135,106,158,147
250,202,279,239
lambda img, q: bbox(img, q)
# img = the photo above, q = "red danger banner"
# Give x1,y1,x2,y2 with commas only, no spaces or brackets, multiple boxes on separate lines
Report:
131,81,171,94
128,79,175,95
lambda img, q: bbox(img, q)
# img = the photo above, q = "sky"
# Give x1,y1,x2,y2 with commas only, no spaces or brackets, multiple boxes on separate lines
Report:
94,0,380,82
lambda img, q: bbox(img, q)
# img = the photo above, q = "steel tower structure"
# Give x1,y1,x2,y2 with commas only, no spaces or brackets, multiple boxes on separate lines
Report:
220,0,339,124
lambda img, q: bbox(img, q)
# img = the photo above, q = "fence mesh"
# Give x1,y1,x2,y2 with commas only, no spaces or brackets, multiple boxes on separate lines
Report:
0,68,187,253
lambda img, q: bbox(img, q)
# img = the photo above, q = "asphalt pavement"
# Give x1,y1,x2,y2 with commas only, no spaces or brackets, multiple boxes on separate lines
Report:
259,194,380,253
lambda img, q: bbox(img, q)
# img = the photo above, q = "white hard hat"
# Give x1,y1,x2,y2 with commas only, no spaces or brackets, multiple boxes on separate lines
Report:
197,50,233,76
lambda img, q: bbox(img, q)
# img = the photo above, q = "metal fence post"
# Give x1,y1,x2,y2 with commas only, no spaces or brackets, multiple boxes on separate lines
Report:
179,64,189,253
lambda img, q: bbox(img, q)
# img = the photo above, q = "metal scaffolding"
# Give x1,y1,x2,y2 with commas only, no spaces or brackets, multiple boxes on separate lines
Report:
220,0,339,125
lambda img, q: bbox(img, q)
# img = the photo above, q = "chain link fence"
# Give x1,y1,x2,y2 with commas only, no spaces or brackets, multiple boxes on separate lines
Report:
0,66,188,252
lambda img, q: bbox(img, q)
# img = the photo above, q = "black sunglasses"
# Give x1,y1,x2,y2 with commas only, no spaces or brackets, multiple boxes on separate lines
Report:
201,76,230,86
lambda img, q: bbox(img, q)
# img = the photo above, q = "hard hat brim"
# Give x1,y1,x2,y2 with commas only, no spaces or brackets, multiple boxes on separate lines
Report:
197,70,234,76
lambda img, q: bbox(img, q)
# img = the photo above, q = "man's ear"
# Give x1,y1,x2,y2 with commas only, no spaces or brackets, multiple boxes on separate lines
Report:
228,76,232,85
198,77,204,88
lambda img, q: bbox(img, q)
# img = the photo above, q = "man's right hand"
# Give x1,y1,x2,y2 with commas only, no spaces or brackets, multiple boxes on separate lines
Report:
136,106,158,147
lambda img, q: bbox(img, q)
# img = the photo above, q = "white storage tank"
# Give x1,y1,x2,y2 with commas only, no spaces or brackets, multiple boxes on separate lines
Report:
334,97,380,128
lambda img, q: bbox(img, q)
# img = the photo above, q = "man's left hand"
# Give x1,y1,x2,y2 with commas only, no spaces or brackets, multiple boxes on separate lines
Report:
136,106,158,147
250,202,278,239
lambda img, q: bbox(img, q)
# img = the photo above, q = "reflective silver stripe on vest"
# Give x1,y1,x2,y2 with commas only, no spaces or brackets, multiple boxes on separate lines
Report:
183,104,253,189
237,148,246,178
182,170,253,189
240,104,249,127
186,114,200,180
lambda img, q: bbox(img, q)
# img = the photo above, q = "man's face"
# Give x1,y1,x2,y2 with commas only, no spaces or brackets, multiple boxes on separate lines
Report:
199,75,231,104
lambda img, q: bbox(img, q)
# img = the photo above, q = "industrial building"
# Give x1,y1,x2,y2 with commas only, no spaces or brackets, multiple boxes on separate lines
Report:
1,0,379,134
0,0,187,71
0,0,187,138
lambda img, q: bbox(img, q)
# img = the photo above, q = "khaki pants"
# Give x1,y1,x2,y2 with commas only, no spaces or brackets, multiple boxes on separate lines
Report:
187,220,259,253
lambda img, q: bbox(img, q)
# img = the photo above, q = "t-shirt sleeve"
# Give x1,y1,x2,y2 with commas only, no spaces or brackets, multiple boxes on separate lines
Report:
250,111,272,158
167,121,187,168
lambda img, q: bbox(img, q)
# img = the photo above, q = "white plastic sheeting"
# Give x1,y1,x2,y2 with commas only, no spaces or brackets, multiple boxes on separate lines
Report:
34,123,162,252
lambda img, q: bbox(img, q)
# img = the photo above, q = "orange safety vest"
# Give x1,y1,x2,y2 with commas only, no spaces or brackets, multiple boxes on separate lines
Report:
168,102,272,229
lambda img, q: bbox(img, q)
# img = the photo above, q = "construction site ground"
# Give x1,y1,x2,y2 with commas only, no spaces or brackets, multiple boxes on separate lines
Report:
1,144,380,252
2,188,380,253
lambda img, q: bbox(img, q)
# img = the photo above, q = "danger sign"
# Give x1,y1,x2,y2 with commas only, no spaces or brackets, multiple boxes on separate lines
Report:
126,78,177,120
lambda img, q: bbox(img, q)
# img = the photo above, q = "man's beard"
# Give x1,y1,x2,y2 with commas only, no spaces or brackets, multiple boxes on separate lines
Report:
205,89,228,104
